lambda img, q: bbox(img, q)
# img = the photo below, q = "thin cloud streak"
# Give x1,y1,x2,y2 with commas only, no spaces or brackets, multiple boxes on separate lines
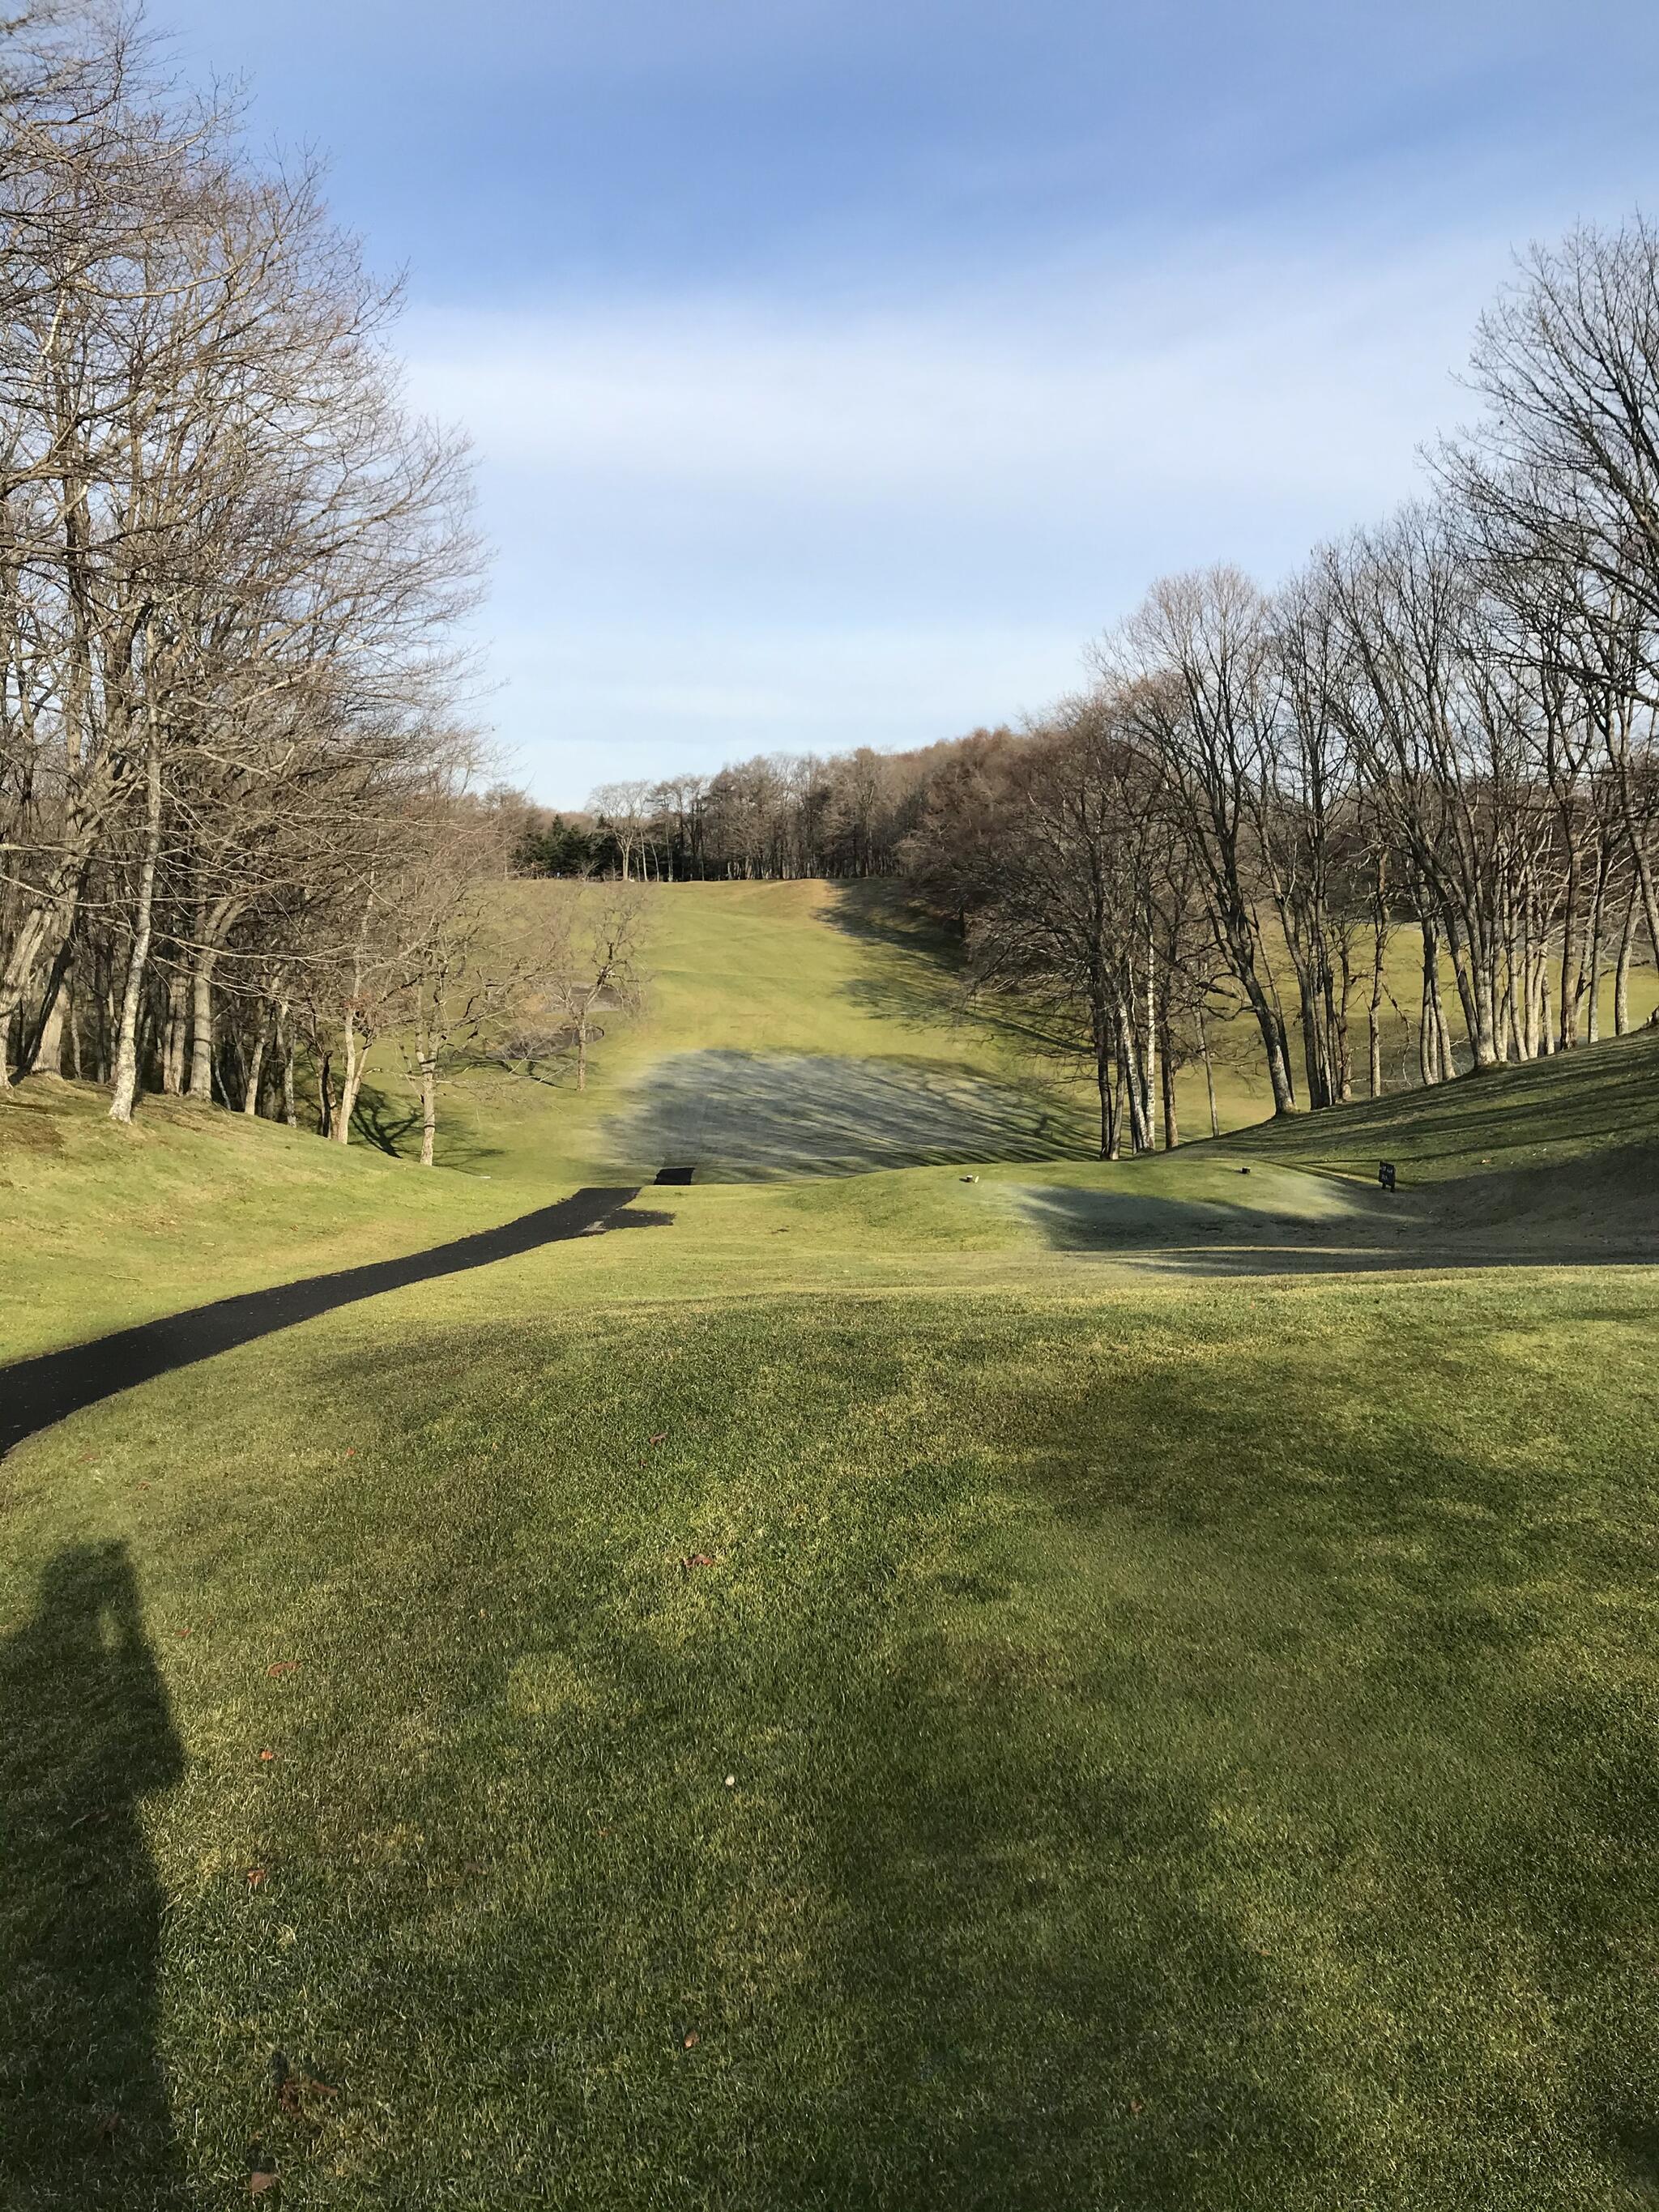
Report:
407,227,1516,800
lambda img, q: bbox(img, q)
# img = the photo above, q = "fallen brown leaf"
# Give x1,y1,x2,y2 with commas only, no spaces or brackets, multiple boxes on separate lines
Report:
246,1867,267,1891
96,2113,121,2142
249,2173,278,2197
681,2032,700,2049
258,1750,276,1763
681,1553,716,1571
267,1661,297,1676
649,1432,668,1444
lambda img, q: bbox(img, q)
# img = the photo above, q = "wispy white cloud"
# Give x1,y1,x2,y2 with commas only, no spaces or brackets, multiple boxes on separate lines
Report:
407,224,1522,800
408,235,1501,514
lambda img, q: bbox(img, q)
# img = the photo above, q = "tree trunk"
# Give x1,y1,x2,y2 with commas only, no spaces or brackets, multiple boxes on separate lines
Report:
1580,849,1608,1046
32,970,68,1079
335,1011,365,1142
1295,966,1331,1110
1419,922,1442,1087
187,936,218,1099
1116,996,1149,1153
1614,884,1638,1036
1330,944,1354,1105
242,1021,267,1115
1243,974,1297,1115
162,969,188,1095
420,1058,437,1167
1094,1005,1116,1160
1144,938,1158,1145
0,856,91,1087
1159,1021,1179,1151
1196,1004,1220,1139
1559,837,1580,1049
110,739,164,1124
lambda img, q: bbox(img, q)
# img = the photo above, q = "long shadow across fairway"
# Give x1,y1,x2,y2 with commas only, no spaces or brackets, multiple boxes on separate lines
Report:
0,1186,650,1456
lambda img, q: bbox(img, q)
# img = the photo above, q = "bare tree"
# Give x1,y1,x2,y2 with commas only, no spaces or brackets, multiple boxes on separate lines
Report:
492,880,646,1093
1099,569,1300,1115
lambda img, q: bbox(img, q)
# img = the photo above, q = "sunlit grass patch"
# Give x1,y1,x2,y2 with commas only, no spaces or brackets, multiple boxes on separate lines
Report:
5,1271,1659,2206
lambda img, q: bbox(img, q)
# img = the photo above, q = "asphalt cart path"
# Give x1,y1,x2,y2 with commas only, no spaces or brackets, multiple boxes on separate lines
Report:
1,1186,647,1457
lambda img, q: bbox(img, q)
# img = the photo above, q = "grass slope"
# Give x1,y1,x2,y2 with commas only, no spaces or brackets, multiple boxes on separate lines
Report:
10,880,1654,1355
4,884,1659,2208
0,881,1078,1356
6,1265,1659,2207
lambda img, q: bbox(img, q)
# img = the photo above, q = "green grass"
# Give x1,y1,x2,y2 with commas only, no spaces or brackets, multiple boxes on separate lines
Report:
6,881,1653,1355
6,1269,1659,2206
0,1083,518,1360
4,881,1659,2206
0,881,1087,1356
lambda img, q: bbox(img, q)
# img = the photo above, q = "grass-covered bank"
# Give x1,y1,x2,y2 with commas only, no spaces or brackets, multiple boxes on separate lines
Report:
0,1083,522,1361
4,878,1658,2208
6,1269,1659,2208
6,891,1657,1358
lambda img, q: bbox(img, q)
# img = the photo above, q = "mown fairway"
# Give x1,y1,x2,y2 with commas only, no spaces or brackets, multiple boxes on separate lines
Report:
3,884,1659,2209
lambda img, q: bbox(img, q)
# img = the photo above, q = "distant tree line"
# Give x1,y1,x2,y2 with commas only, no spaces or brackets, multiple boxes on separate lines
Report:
501,744,983,885
507,219,1659,1158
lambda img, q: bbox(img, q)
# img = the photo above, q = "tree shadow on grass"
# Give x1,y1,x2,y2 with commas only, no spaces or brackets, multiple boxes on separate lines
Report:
347,1078,507,1174
823,881,1073,1062
1011,1144,1659,1275
348,1081,423,1158
0,1543,185,2208
0,1186,644,1455
602,1050,1089,1182
1237,1028,1659,1180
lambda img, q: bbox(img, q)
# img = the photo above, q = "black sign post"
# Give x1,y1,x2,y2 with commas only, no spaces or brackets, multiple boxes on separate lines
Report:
1379,1161,1397,1193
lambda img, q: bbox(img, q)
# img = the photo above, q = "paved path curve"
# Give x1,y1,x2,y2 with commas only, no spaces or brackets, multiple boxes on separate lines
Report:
0,1186,645,1458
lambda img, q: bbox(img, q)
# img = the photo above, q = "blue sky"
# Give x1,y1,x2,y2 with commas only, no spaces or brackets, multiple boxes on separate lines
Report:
158,1,1659,805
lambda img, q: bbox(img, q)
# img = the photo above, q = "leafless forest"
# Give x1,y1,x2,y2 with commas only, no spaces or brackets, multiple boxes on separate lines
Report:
544,238,1659,1155
2,9,1657,1161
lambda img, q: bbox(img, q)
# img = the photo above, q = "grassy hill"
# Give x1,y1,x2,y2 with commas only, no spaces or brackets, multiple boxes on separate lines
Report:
3,884,1659,2209
6,879,1655,1354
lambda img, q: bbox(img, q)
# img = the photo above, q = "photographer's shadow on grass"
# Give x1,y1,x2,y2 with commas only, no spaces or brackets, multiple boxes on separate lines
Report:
0,1542,186,2206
